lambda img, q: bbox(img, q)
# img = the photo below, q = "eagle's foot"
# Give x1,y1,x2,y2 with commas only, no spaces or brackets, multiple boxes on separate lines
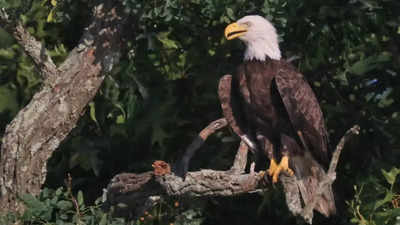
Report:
267,158,279,177
268,156,294,183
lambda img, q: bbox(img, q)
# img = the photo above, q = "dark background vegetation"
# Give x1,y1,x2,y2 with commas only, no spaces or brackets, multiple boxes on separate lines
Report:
0,0,399,224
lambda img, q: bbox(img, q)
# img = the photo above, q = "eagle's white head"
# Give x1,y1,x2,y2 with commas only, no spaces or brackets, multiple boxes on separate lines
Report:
224,15,281,61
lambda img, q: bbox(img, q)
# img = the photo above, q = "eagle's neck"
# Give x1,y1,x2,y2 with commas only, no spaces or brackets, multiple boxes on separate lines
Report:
243,37,281,61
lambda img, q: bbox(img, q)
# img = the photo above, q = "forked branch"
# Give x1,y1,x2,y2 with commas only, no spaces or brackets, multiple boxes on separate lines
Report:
301,125,360,223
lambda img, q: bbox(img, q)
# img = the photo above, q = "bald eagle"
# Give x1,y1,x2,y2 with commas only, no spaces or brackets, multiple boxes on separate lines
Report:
221,15,336,217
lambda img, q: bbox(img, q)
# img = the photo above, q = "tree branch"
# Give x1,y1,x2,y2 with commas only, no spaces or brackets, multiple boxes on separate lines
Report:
106,123,360,223
229,141,249,174
174,118,228,177
0,8,58,79
106,165,265,218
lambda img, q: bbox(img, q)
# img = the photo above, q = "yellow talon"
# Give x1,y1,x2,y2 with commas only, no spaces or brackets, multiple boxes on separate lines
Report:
267,158,279,176
268,156,294,183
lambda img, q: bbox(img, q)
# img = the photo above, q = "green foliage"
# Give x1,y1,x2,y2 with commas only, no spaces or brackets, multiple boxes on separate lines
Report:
348,167,400,225
0,186,206,225
1,187,132,225
0,0,400,224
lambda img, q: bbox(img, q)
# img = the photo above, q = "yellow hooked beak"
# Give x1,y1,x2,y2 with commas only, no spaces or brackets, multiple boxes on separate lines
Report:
224,22,247,40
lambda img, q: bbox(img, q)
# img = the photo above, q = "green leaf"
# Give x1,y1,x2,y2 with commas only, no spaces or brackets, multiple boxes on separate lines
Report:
20,193,53,221
55,187,64,196
57,200,73,210
60,213,69,220
375,208,400,223
373,191,393,211
348,53,391,75
114,103,126,124
381,168,400,186
47,8,56,23
99,213,107,225
0,48,16,59
41,0,48,6
20,194,45,209
157,31,179,49
116,114,125,124
77,191,84,207
89,102,98,124
226,8,234,20
41,188,50,198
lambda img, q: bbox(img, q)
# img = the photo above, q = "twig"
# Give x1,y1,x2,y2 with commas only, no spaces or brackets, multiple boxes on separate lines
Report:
328,125,360,174
66,174,82,221
301,125,360,223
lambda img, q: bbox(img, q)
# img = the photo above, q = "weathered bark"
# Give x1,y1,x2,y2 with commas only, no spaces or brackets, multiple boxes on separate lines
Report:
0,1,128,213
106,121,360,224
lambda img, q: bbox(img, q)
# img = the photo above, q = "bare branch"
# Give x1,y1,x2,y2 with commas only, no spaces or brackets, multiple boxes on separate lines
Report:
229,141,249,174
158,170,264,197
106,167,265,217
0,8,58,79
328,125,360,174
174,118,227,177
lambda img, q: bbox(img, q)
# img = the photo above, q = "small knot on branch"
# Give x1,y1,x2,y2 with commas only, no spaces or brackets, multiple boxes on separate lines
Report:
152,160,171,176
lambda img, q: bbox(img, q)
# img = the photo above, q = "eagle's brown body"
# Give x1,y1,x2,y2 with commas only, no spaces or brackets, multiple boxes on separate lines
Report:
219,59,336,217
237,60,328,162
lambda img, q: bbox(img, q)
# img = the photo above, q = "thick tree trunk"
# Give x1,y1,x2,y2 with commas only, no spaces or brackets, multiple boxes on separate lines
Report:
0,0,127,213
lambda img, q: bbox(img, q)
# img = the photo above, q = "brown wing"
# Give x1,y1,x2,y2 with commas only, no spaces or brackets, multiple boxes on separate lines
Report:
274,61,329,163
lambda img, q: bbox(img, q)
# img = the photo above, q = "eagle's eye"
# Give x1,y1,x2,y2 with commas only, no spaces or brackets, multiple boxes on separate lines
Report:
242,21,252,27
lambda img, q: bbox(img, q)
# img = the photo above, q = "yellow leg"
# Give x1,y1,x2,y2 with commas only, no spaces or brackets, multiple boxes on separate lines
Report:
268,156,294,183
267,158,279,176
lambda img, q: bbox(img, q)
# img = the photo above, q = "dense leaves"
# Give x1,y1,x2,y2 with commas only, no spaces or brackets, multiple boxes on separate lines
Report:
0,0,399,224
348,167,400,225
